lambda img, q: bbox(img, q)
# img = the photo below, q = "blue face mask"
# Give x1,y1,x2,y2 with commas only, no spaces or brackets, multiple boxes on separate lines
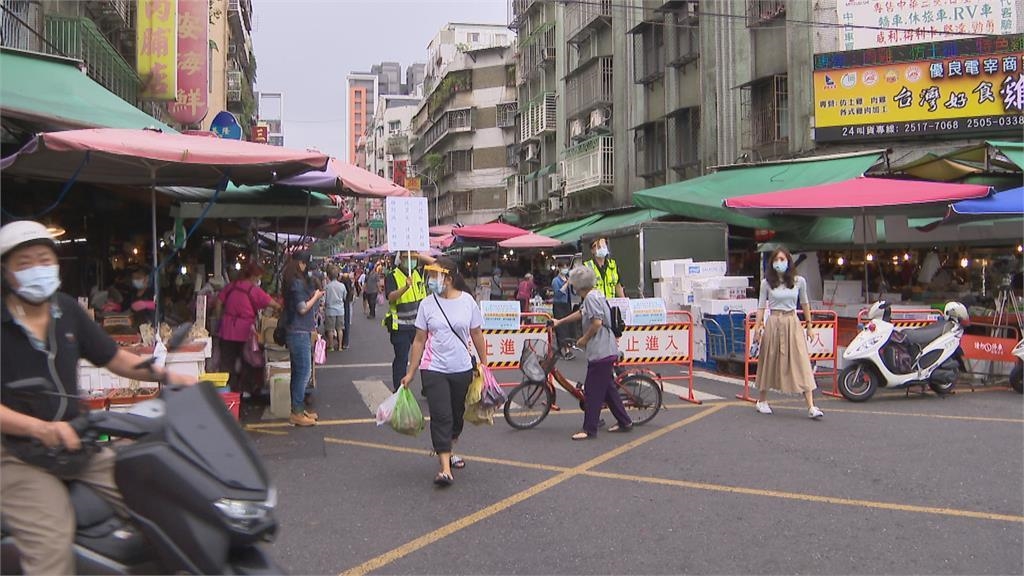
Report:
427,278,444,295
772,260,789,273
12,265,61,304
595,247,609,258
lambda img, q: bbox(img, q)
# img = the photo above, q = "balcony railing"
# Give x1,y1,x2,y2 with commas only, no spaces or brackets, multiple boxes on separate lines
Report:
1,0,44,52
565,0,612,42
519,22,556,77
506,175,525,209
747,0,786,26
386,134,410,155
419,107,473,155
566,57,613,119
44,15,140,105
508,0,539,31
563,136,614,195
497,101,518,129
520,92,556,142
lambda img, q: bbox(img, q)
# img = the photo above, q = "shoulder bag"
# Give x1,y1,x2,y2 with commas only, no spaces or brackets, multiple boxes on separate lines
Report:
433,294,477,371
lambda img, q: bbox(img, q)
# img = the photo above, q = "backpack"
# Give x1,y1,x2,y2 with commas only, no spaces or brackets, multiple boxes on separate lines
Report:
605,301,625,338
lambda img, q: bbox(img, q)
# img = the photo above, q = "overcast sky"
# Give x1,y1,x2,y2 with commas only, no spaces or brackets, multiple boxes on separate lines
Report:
251,0,508,159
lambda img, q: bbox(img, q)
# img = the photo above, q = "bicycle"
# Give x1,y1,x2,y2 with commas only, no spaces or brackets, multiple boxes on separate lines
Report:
503,326,664,430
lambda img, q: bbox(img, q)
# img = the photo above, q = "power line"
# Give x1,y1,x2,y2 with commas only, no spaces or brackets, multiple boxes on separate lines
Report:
542,0,1010,39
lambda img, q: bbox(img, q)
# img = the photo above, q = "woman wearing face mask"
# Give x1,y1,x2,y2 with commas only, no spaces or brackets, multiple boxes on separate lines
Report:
281,252,323,427
400,258,488,487
551,265,575,360
125,266,156,326
216,263,280,398
751,247,824,419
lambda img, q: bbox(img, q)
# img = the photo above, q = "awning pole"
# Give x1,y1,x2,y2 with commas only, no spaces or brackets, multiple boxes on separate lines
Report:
862,211,870,305
151,181,160,327
303,190,312,242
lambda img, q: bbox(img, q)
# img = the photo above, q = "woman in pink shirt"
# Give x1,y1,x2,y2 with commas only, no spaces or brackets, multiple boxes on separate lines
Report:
217,263,280,396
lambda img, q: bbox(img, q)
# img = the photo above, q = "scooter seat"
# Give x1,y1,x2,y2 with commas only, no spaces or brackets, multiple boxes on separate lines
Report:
901,320,948,346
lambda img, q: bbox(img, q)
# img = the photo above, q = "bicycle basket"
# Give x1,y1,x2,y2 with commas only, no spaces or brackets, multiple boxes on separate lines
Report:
520,338,554,381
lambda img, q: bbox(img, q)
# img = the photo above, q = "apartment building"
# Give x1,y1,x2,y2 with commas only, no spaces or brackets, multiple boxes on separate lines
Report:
346,61,426,165
411,24,518,226
256,91,284,146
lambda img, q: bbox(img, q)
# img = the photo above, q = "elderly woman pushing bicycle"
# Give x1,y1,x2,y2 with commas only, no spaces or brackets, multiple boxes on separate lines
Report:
551,266,633,440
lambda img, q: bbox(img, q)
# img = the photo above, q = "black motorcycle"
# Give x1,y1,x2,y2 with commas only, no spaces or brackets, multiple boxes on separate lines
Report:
1,326,282,575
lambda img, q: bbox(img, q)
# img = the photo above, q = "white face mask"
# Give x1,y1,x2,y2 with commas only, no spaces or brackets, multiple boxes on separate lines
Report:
595,247,609,258
11,265,61,304
132,278,147,290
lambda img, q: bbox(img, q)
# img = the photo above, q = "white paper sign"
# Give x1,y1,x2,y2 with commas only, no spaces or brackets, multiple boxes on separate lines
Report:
480,300,522,331
834,0,1019,51
385,197,429,251
628,298,667,326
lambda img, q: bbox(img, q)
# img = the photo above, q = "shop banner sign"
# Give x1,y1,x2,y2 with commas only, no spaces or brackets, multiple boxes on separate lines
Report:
385,197,429,251
814,36,1024,142
835,0,1019,51
137,0,178,101
480,301,522,331
167,0,209,124
628,298,668,326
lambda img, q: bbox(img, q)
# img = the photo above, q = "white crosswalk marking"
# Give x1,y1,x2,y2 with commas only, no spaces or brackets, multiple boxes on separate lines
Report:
353,379,395,415
662,382,724,402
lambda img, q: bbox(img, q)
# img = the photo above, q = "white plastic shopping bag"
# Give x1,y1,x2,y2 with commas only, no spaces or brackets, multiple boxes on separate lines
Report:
375,390,401,427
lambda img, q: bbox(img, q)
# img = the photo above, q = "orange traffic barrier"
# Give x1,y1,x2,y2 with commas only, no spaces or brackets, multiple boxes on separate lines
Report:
738,310,840,402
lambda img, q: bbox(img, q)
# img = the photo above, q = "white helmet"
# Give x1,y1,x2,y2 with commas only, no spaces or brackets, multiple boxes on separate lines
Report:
0,221,56,258
944,301,968,322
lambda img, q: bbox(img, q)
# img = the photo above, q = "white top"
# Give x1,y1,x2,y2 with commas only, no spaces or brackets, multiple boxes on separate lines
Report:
415,292,483,374
758,276,809,312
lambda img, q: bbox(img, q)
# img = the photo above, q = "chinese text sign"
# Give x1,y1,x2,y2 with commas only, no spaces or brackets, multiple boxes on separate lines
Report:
837,0,1019,51
385,197,429,251
167,0,208,124
137,0,178,101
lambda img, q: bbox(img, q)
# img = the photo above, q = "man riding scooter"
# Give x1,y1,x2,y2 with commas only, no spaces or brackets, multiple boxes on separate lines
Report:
0,220,196,575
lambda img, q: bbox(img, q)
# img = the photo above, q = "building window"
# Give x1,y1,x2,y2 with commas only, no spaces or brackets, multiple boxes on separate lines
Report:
497,102,518,128
671,107,700,173
747,0,785,26
468,32,480,42
748,75,789,146
632,23,664,84
669,7,700,69
448,108,472,130
506,144,518,167
453,191,473,213
388,120,402,134
634,121,666,179
450,149,474,173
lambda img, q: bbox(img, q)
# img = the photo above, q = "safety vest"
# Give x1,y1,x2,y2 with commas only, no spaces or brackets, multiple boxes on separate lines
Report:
383,268,426,331
585,258,619,299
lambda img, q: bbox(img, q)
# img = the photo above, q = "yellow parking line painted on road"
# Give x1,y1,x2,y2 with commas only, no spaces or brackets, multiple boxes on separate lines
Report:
769,405,1024,424
338,404,727,576
584,470,1024,523
246,428,289,436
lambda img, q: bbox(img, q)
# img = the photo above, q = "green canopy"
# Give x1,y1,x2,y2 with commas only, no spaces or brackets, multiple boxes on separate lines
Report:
987,140,1024,171
0,49,173,131
632,151,885,229
767,215,1019,251
557,208,669,244
163,184,340,218
534,213,603,239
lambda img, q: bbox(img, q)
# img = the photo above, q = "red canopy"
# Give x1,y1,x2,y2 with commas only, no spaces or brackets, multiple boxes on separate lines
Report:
429,224,456,236
278,157,410,198
497,232,563,249
0,128,329,187
453,222,530,242
723,177,992,217
430,234,455,248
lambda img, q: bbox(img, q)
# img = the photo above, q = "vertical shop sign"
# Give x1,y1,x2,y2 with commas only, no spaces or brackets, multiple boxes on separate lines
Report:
167,0,209,124
393,160,407,187
137,0,178,101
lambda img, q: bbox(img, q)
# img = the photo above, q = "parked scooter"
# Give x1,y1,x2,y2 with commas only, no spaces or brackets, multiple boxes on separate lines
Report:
1,325,282,575
839,301,968,402
1010,338,1023,394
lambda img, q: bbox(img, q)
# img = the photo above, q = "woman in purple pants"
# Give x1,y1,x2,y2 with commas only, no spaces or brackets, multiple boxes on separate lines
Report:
552,266,632,440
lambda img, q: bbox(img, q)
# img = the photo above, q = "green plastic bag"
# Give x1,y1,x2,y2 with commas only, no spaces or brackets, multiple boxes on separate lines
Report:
390,387,424,436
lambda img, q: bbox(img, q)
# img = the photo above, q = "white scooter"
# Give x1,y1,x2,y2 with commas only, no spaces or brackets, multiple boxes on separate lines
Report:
839,301,968,402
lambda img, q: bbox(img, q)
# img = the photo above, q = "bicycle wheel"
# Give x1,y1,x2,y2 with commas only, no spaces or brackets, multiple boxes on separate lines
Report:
617,374,662,426
503,381,554,430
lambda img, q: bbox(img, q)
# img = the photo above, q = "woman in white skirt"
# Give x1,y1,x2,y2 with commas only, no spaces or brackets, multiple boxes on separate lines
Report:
752,247,824,419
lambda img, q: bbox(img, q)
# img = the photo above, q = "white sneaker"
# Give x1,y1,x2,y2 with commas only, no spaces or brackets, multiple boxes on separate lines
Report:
755,401,773,415
808,406,824,419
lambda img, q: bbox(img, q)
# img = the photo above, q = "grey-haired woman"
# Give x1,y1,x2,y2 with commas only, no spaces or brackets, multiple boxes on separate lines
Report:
552,266,632,440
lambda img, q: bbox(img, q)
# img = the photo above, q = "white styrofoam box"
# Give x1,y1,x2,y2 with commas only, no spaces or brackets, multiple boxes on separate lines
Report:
823,280,863,305
679,260,728,278
268,373,292,419
653,281,673,300
713,287,748,299
652,259,691,279
698,298,759,315
880,292,904,303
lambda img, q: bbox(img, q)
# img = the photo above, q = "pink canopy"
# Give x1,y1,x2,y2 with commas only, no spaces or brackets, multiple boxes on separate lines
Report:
497,232,563,249
0,128,329,187
723,177,993,217
278,157,410,198
453,222,530,242
429,224,456,236
430,234,455,248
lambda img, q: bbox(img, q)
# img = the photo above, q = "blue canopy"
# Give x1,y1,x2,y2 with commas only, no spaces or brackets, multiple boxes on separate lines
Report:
950,186,1024,216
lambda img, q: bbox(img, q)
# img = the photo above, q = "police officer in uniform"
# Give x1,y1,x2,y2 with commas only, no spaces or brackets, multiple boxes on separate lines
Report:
584,237,625,299
383,251,436,391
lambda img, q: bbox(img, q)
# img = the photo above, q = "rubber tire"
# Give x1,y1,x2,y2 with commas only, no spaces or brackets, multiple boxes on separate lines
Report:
928,364,959,396
838,364,880,402
617,374,663,425
503,381,554,430
1009,361,1022,394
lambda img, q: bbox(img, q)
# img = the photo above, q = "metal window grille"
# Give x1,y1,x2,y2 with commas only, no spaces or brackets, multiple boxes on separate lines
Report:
672,107,701,170
749,75,788,146
746,0,786,26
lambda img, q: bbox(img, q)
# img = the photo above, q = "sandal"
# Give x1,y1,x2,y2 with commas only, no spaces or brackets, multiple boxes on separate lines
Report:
433,472,454,487
608,423,633,433
450,455,466,469
571,431,594,441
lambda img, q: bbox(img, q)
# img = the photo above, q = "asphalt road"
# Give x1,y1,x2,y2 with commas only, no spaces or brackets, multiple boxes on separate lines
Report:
243,310,1024,575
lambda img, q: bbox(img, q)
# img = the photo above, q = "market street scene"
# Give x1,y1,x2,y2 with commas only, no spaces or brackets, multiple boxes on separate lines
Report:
0,0,1022,574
